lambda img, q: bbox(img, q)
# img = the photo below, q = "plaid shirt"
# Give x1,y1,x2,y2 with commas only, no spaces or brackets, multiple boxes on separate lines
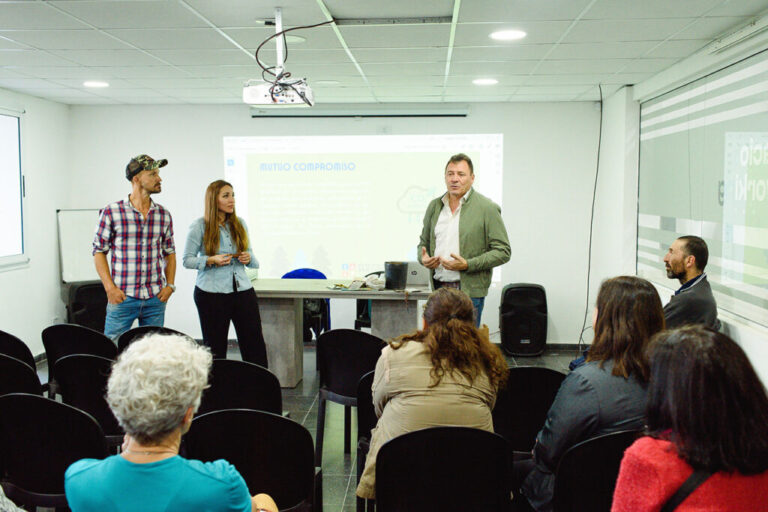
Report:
93,196,175,299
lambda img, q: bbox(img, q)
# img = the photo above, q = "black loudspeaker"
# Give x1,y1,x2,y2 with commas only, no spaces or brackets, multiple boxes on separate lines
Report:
66,281,107,332
499,283,547,356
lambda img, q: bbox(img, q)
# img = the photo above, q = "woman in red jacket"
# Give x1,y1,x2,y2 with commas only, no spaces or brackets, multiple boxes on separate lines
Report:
612,326,768,512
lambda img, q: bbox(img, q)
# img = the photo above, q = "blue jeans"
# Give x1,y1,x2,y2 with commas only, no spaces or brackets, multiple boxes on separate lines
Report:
471,297,485,327
104,296,166,339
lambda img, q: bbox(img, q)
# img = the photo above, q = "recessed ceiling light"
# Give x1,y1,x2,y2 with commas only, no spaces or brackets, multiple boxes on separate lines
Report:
473,78,498,86
83,81,109,88
490,29,527,41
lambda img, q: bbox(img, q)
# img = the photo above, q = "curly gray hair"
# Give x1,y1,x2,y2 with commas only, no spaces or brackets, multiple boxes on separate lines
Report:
107,334,212,444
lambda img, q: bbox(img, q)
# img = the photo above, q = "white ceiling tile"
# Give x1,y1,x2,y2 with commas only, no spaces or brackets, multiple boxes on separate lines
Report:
0,36,31,50
564,19,693,42
176,65,258,78
623,58,680,73
602,72,656,84
257,48,353,65
548,41,658,59
0,68,25,79
0,29,131,50
361,62,445,75
339,24,451,48
513,85,595,96
98,66,192,79
442,95,514,102
523,74,608,86
459,0,595,22
125,77,235,89
165,87,238,98
184,0,328,28
706,0,768,16
507,94,582,102
673,16,753,39
0,77,65,89
536,59,633,74
146,49,255,66
371,86,444,96
105,28,235,50
0,50,80,66
455,21,572,46
351,48,447,63
224,26,342,52
449,61,539,75
48,49,168,66
644,39,709,58
50,1,207,29
86,87,175,99
50,77,147,89
0,3,90,30
451,45,554,61
583,0,723,19
323,0,453,19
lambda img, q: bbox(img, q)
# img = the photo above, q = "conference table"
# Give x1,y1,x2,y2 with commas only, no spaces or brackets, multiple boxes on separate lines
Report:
251,278,431,387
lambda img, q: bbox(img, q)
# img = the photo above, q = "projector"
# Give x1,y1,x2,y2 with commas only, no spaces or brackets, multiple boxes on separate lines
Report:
243,79,314,107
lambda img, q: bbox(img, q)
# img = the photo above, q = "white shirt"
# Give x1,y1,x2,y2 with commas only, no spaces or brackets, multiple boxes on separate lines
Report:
433,189,471,282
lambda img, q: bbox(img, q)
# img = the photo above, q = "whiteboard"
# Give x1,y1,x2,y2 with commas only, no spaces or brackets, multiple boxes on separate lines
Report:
57,209,100,283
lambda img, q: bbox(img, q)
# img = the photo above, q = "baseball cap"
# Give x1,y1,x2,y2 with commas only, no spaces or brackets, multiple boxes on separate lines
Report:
126,154,168,181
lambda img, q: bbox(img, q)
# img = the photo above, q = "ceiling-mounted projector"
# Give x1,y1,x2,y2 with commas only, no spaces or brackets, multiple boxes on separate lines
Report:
243,79,314,107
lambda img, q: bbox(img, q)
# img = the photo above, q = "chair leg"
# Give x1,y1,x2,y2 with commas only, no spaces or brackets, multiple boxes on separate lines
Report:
315,398,326,466
344,405,351,454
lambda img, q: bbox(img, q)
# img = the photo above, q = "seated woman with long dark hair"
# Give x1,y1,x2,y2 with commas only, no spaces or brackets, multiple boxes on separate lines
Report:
517,275,665,512
356,287,509,500
612,326,768,511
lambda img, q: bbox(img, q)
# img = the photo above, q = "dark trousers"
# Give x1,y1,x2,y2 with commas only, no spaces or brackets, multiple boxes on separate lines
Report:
193,286,268,367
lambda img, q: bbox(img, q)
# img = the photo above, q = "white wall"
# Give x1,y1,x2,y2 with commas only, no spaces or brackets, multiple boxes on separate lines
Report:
0,88,70,356
64,102,600,343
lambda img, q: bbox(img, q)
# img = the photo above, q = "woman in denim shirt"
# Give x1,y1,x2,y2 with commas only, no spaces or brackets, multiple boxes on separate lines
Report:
183,180,267,367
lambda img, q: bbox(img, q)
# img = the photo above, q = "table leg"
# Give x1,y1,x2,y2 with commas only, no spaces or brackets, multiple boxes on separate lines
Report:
370,300,419,341
259,297,303,387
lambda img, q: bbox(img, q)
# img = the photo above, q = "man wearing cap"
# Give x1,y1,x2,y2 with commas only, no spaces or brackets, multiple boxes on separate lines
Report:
93,154,176,338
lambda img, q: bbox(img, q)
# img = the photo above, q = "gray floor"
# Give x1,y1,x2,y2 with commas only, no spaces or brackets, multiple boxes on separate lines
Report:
35,342,579,512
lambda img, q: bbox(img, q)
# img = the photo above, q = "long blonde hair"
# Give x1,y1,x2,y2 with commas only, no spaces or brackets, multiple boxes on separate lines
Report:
202,180,249,256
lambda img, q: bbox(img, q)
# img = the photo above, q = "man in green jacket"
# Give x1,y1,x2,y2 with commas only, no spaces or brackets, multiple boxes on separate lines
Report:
418,153,511,325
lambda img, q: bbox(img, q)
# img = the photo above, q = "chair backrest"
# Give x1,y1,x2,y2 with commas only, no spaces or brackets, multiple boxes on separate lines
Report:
281,268,327,280
492,366,566,451
41,323,117,386
317,329,385,398
0,393,108,508
0,330,36,371
185,409,315,511
356,370,376,442
375,426,510,511
116,325,190,354
54,354,122,436
198,359,282,415
553,429,643,512
0,354,42,396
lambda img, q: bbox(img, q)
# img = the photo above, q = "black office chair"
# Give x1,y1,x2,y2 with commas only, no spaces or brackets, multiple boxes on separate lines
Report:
0,393,109,509
185,409,318,512
356,370,376,512
375,426,511,511
316,329,385,466
54,354,123,448
41,323,117,398
354,271,384,330
0,329,37,371
0,354,43,397
552,429,643,512
198,359,282,416
116,325,191,354
492,366,565,452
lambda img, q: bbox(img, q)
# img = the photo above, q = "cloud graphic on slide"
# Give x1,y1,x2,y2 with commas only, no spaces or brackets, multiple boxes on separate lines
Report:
398,186,433,213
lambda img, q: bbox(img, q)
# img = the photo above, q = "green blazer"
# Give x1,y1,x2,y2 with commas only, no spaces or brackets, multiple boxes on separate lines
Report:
418,189,510,298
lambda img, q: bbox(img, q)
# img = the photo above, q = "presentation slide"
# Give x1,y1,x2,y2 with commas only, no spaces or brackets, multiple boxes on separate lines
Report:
223,134,503,280
637,48,768,325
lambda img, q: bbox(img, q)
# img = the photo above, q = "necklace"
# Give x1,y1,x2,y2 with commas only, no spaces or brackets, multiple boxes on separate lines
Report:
123,448,177,456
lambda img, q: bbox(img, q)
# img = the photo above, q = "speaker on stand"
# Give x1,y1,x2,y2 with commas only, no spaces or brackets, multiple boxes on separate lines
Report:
499,283,547,356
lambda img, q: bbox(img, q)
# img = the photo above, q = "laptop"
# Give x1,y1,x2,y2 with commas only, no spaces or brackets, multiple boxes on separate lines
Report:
406,261,433,291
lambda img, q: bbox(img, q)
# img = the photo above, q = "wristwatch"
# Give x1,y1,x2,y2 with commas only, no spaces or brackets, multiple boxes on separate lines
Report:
167,284,176,292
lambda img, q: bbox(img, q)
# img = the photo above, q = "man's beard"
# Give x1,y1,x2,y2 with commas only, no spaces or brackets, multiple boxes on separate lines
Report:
666,266,685,280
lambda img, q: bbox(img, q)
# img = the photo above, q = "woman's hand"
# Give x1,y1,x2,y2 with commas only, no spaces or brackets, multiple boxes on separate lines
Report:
208,254,233,266
237,252,251,265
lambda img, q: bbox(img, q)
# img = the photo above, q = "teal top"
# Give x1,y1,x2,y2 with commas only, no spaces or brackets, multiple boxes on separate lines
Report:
418,188,510,298
183,217,258,293
65,455,251,512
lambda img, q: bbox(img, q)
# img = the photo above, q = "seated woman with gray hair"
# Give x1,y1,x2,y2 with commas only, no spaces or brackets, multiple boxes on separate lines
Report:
64,334,277,512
